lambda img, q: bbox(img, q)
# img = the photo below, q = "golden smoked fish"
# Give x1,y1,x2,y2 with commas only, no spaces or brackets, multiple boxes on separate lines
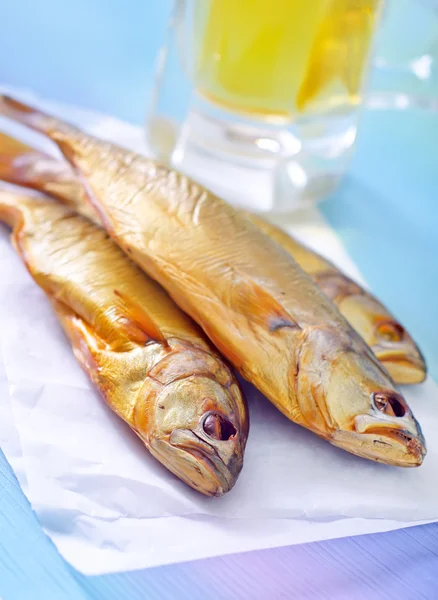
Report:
0,189,248,496
243,213,427,385
0,96,426,467
0,132,427,385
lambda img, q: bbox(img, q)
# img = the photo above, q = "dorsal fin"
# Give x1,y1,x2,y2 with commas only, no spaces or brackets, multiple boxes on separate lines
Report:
232,271,300,333
114,289,168,347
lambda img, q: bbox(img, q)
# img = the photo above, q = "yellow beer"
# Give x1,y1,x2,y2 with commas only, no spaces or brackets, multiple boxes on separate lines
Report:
194,0,381,120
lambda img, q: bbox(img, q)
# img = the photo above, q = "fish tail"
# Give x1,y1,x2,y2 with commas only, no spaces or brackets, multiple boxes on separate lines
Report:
0,131,100,225
0,131,49,191
0,96,111,229
0,96,87,173
0,96,78,143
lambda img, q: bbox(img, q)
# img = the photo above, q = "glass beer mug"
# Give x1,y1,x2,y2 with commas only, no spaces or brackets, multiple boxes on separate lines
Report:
145,1,385,212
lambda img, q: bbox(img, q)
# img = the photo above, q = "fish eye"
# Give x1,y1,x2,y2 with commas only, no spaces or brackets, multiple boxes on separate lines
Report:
372,391,407,418
202,412,237,441
376,321,404,342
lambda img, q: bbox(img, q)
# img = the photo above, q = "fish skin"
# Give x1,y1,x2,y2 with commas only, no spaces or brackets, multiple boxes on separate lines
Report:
0,132,427,386
0,133,98,221
0,96,427,467
242,212,427,385
0,190,248,496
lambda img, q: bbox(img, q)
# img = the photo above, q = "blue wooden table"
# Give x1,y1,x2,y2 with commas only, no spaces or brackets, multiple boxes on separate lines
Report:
1,2,438,599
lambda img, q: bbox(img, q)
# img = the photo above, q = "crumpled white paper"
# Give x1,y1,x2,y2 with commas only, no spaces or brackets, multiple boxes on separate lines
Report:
0,88,437,575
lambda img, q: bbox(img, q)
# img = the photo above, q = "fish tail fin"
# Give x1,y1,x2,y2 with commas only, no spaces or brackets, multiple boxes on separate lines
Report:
0,95,116,230
0,96,88,173
0,96,78,142
0,131,52,191
0,97,102,182
0,131,97,221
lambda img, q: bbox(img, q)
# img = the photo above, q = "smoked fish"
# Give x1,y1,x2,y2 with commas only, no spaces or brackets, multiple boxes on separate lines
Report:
0,189,248,495
243,213,426,385
0,132,426,385
0,97,426,466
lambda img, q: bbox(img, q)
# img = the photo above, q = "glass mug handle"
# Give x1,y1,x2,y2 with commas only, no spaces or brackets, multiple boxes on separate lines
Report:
366,0,438,112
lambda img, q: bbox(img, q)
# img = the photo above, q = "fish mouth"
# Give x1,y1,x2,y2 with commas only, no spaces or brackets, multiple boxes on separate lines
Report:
165,429,241,496
177,446,235,496
330,427,426,467
362,427,424,459
373,345,427,385
331,414,427,467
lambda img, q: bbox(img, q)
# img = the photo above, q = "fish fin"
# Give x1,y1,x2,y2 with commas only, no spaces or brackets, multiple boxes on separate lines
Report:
0,131,101,225
0,97,84,199
232,270,300,332
53,298,106,367
0,96,120,234
51,299,119,404
0,97,87,186
0,132,36,167
0,132,52,191
53,298,145,424
114,289,169,347
0,96,76,138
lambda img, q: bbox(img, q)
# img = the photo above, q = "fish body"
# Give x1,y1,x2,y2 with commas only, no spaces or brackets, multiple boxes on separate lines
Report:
0,190,248,495
0,132,426,385
0,97,426,467
243,212,427,385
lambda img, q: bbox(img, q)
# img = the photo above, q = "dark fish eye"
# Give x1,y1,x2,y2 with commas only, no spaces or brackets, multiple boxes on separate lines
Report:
372,391,407,418
376,321,404,342
202,412,237,441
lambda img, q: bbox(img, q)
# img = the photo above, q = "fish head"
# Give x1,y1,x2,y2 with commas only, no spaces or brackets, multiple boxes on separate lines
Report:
338,293,427,385
297,326,426,467
136,372,248,496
